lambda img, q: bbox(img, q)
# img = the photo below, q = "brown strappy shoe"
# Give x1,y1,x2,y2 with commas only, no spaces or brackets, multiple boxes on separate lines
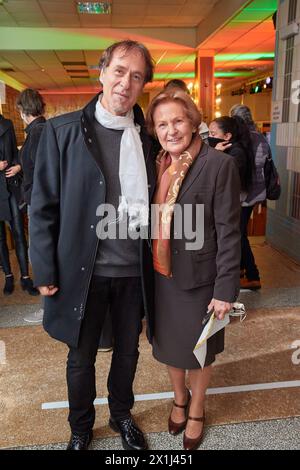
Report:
168,389,191,435
183,412,205,450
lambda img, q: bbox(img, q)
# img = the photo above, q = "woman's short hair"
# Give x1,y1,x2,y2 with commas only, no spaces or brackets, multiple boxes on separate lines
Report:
146,88,202,136
16,88,45,117
146,89,202,137
230,104,254,125
99,40,154,84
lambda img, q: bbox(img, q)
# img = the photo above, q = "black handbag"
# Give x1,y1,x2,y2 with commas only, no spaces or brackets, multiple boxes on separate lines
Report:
264,156,281,200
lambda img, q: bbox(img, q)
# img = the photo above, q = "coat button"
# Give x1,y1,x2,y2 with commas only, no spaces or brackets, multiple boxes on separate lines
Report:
88,138,92,143
81,267,85,271
99,181,103,185
74,307,77,311
173,249,179,255
90,225,94,229
84,127,87,132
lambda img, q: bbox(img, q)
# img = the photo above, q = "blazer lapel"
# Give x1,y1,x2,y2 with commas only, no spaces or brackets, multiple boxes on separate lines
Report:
177,143,209,202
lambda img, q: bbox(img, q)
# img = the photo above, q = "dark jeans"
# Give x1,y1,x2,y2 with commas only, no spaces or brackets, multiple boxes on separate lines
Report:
0,192,29,277
67,275,143,434
240,206,260,281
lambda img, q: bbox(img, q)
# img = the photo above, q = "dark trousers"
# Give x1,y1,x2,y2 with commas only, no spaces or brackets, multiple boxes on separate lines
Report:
67,275,143,434
99,307,113,349
240,206,260,281
0,193,29,277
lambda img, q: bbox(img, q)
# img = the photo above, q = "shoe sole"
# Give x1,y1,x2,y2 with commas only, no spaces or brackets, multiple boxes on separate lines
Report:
109,420,148,451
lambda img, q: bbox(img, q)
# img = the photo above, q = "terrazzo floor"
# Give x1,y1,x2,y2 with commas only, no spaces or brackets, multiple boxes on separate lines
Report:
1,237,300,450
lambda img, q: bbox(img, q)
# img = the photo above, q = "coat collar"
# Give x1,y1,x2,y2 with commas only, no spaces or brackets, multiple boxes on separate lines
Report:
25,116,46,134
81,92,153,164
82,92,146,128
80,93,155,199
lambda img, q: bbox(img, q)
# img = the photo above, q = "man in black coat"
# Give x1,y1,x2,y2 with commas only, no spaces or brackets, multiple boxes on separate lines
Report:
29,41,156,451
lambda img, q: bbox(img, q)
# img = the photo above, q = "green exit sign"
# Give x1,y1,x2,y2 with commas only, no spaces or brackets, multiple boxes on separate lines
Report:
77,2,112,14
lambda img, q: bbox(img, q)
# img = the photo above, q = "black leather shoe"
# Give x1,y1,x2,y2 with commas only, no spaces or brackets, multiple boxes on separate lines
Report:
66,430,93,450
109,416,147,450
20,277,40,296
3,275,14,295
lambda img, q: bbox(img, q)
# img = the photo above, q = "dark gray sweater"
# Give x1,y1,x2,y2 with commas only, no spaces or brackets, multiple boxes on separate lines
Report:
92,119,140,277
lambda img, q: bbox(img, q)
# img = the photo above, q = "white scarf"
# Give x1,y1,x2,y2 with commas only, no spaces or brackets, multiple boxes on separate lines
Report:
95,98,149,230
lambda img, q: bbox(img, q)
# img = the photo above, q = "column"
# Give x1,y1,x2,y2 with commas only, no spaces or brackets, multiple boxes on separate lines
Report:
195,52,215,124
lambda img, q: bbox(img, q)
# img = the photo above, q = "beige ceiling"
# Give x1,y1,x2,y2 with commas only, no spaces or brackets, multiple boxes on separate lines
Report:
0,0,219,28
0,0,275,92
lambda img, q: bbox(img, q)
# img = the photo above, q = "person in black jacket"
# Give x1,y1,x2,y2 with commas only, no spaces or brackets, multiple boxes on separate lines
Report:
16,89,46,207
208,116,258,289
29,40,156,451
15,89,46,317
0,114,38,296
208,115,254,196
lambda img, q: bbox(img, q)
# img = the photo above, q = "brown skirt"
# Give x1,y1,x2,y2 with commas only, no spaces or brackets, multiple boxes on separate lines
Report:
152,272,225,369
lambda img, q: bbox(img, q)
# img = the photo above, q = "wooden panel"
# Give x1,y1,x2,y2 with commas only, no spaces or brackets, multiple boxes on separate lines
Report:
247,203,267,236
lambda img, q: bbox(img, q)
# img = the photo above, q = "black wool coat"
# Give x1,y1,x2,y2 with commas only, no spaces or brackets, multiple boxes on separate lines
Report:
0,115,19,221
30,95,156,347
19,116,46,205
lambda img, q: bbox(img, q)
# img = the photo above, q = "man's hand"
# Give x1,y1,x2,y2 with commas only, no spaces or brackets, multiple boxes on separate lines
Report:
207,298,232,320
38,285,59,296
5,164,21,177
215,141,232,152
0,160,8,171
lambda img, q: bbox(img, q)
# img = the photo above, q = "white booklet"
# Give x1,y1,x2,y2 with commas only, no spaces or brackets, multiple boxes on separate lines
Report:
193,303,245,368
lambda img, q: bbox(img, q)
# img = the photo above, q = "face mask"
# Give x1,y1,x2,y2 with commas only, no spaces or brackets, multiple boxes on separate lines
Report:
208,136,226,148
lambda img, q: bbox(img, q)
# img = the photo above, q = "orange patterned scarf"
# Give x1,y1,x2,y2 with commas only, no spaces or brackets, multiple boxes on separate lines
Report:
153,134,202,277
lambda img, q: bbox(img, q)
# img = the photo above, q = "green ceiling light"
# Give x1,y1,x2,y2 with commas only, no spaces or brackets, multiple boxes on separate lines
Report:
159,55,195,65
154,72,195,80
214,71,256,77
244,0,278,11
215,53,275,62
77,2,111,14
154,71,256,80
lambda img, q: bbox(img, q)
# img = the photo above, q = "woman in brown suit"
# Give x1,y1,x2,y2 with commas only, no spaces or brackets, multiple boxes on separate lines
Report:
146,90,241,450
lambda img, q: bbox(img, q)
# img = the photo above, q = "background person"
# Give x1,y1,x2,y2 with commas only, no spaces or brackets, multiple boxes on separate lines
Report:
0,113,38,296
230,104,268,290
208,115,256,287
16,88,46,320
208,115,254,202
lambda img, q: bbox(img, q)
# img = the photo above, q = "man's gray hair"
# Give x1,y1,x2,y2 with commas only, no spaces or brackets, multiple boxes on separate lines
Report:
229,104,254,125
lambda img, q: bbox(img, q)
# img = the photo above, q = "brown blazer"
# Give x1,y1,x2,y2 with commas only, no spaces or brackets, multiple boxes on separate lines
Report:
170,142,241,303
